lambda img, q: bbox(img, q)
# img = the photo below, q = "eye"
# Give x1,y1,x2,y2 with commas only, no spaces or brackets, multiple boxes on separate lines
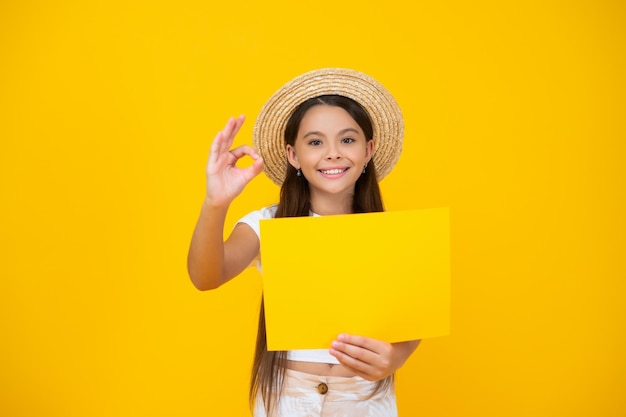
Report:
341,137,355,144
308,139,322,146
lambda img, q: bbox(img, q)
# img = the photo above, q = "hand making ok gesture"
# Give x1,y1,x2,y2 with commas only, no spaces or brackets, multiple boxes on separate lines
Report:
205,115,264,207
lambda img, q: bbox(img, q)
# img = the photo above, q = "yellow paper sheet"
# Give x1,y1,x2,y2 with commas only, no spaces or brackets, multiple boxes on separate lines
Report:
259,208,450,351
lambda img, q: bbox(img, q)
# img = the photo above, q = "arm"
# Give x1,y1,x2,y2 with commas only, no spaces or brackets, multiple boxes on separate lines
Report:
329,335,421,381
187,115,264,290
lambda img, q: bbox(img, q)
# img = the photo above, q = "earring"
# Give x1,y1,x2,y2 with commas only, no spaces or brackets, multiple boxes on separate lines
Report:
296,168,302,177
362,163,368,174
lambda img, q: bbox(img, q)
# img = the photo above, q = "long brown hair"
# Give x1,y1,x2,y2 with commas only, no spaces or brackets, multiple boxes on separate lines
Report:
249,95,393,415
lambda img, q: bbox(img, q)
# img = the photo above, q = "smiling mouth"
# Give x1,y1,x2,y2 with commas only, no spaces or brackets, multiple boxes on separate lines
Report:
319,168,348,175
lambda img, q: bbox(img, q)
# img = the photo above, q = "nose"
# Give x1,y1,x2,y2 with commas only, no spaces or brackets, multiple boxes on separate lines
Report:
326,144,342,160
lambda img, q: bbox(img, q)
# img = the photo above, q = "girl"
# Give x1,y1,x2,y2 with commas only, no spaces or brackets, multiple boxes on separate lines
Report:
188,68,420,417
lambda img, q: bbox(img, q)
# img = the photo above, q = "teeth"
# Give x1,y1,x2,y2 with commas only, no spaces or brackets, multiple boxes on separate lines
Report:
321,169,344,175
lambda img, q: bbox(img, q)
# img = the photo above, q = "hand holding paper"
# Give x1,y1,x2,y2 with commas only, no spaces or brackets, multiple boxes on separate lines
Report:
329,334,421,381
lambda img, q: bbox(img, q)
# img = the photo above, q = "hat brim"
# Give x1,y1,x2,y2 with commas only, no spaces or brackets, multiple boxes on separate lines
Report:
253,68,404,186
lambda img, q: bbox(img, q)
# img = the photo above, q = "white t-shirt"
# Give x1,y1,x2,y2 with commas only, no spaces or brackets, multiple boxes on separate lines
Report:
237,205,340,365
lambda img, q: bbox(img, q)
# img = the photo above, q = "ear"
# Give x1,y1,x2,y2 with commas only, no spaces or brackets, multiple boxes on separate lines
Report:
286,144,300,170
365,140,375,164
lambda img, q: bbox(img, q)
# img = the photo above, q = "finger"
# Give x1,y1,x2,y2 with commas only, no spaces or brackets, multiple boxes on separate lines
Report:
330,339,379,365
241,156,264,181
229,114,245,140
333,361,375,381
329,348,377,380
218,117,238,155
229,144,260,160
337,334,386,354
223,114,245,143
209,130,225,166
209,119,231,163
213,115,246,158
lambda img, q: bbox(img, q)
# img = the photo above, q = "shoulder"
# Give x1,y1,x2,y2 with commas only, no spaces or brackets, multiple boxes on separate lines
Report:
239,205,278,222
236,205,278,238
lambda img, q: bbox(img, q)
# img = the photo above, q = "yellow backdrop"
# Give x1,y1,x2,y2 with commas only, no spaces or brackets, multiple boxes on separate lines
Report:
1,1,624,416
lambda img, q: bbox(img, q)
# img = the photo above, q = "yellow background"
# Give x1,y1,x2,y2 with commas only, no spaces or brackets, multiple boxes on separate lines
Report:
1,1,624,416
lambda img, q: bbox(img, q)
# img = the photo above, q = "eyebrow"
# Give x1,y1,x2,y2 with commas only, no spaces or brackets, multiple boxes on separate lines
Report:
303,128,360,139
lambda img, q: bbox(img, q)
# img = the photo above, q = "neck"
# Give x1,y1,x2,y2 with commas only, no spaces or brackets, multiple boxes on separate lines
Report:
309,189,354,215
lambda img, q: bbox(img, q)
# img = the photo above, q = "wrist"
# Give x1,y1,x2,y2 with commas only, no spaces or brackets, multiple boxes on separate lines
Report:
202,197,231,213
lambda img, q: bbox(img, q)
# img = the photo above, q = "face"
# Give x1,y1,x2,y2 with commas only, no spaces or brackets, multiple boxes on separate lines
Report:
286,104,374,198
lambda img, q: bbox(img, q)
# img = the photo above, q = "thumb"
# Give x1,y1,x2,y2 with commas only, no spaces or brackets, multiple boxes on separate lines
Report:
242,157,264,181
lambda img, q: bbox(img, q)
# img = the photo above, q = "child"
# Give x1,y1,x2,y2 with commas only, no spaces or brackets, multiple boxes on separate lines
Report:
188,68,420,417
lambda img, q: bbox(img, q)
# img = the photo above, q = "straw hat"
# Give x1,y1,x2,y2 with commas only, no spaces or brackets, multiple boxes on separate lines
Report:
253,68,404,186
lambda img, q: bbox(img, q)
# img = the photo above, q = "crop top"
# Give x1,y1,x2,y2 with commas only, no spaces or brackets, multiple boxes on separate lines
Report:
237,205,340,365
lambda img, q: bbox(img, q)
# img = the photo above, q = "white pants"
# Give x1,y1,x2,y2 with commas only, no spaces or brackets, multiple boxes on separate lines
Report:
254,369,398,417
